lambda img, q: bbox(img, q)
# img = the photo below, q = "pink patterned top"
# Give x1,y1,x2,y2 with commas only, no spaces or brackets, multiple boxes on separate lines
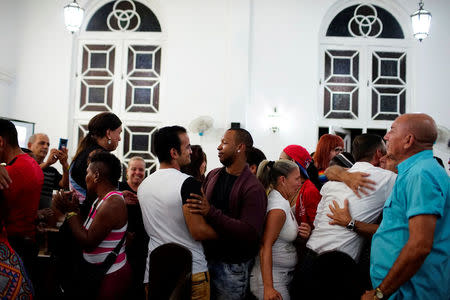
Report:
82,191,127,274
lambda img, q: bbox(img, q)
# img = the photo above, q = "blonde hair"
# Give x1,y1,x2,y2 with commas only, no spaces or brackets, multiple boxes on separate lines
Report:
256,159,298,193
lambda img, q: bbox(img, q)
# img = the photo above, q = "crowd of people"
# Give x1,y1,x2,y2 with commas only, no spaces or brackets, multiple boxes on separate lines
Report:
0,111,448,300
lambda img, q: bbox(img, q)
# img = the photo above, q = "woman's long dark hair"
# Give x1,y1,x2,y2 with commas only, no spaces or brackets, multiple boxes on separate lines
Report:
72,112,122,164
181,145,207,182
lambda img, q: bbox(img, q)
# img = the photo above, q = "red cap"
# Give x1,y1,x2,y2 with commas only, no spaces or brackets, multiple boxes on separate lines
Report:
283,145,312,177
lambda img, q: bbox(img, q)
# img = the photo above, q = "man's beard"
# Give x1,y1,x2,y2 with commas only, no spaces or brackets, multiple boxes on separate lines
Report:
220,154,235,167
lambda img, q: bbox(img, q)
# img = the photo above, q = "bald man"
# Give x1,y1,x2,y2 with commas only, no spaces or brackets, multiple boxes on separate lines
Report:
362,114,450,300
28,133,69,208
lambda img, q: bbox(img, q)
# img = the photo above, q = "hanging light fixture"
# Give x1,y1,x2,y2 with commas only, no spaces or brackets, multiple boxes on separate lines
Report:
411,0,432,41
64,0,85,33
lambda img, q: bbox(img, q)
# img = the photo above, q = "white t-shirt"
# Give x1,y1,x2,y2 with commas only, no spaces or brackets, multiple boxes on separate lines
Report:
306,162,397,262
138,168,208,282
258,189,298,270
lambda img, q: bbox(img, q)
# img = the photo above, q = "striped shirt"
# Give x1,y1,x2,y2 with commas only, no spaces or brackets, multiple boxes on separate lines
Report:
40,166,62,209
82,191,127,274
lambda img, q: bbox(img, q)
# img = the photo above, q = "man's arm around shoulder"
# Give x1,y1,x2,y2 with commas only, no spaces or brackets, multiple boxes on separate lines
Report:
183,205,218,241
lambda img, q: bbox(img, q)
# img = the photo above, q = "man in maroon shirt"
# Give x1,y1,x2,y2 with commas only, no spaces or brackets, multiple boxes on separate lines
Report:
187,128,267,299
0,119,43,276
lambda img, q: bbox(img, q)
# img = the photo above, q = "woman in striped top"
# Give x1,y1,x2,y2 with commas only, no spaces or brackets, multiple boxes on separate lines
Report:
54,151,130,300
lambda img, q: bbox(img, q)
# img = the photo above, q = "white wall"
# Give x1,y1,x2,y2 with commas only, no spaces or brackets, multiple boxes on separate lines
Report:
1,0,448,172
408,0,450,129
1,0,73,163
0,0,19,115
247,0,336,161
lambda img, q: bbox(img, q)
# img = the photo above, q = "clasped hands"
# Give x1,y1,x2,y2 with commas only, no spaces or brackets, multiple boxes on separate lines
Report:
53,189,79,214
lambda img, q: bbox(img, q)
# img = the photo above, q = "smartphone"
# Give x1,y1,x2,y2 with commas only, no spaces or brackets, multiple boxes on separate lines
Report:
58,138,68,150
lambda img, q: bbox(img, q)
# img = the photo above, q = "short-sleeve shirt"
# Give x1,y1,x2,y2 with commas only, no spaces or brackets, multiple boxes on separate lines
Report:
371,150,450,299
3,154,44,239
138,168,208,282
267,189,298,269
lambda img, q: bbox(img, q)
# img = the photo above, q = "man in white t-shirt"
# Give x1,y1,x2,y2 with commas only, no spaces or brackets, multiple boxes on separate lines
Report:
138,126,217,300
294,134,396,299
307,134,396,261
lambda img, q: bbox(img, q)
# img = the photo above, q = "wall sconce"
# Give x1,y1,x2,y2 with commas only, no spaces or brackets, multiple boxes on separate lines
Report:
411,0,432,41
64,0,85,33
268,107,280,133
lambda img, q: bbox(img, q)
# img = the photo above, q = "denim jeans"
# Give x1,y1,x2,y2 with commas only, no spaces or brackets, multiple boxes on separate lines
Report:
208,259,253,300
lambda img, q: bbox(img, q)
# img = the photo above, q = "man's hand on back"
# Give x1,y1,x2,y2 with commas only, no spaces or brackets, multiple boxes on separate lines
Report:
343,172,376,198
186,191,210,216
327,199,352,227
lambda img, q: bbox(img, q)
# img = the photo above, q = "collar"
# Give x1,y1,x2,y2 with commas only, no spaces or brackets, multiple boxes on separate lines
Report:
221,164,250,178
397,150,433,175
7,153,27,166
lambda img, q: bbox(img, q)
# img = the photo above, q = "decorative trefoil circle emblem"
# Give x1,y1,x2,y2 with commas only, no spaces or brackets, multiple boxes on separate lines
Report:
348,4,383,38
107,0,141,32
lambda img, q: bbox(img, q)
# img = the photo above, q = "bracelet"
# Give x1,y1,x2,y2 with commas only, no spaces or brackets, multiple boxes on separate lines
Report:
65,211,78,220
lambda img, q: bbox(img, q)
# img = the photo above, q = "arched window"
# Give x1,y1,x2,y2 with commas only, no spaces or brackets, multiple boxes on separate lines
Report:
318,2,410,148
72,0,164,177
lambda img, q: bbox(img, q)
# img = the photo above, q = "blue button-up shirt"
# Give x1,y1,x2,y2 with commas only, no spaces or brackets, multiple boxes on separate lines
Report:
370,150,450,299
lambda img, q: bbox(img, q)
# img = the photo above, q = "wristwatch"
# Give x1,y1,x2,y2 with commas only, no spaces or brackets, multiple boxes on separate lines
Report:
374,287,384,299
346,219,356,231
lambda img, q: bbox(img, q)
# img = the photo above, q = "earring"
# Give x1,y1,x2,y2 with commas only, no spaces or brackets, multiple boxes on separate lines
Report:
108,139,112,145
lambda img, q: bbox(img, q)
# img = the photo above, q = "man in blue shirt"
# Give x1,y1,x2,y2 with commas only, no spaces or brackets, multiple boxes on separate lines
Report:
363,113,450,299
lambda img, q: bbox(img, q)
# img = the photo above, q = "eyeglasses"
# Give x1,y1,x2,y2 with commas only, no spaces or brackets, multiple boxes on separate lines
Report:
334,147,344,153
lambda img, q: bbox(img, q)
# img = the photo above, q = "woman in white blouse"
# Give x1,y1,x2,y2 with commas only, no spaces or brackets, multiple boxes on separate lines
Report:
250,160,303,300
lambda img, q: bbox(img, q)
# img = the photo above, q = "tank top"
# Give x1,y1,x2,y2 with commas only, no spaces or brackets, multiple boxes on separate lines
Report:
82,191,127,274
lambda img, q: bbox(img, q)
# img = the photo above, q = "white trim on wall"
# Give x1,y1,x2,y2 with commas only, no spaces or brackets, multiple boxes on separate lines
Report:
68,0,166,156
317,0,414,136
320,0,413,40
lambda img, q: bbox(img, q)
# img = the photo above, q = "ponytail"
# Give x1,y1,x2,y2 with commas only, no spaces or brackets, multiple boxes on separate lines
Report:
257,159,298,192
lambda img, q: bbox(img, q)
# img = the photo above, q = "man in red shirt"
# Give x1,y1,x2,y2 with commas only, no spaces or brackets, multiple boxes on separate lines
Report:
0,119,43,276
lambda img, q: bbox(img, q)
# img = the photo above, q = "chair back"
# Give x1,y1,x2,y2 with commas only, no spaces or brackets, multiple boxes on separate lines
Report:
148,243,192,300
